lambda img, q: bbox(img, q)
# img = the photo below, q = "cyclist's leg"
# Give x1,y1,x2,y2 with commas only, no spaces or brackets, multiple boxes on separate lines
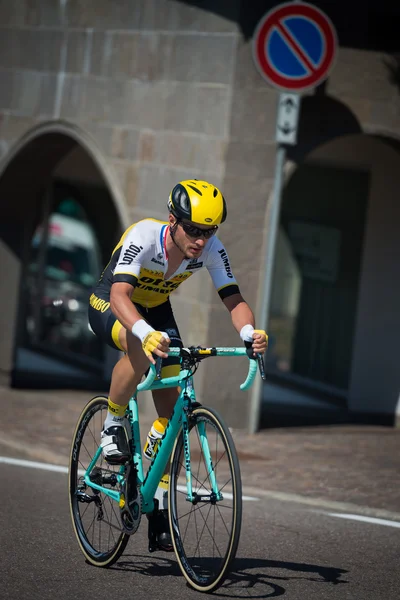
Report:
89,298,148,461
145,302,183,550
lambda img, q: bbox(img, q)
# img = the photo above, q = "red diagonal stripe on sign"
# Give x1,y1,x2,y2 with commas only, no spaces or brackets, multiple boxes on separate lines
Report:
275,19,316,75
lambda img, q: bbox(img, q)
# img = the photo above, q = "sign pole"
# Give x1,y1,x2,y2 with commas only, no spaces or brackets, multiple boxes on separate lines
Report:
248,92,301,434
248,141,286,434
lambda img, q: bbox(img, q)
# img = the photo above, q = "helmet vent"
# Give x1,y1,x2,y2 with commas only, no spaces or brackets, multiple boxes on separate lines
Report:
187,184,202,195
213,188,218,197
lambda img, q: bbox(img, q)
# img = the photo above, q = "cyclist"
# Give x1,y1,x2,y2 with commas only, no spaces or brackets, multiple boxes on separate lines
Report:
88,179,268,549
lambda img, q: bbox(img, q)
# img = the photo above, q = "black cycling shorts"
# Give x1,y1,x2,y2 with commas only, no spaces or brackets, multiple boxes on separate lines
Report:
88,291,183,378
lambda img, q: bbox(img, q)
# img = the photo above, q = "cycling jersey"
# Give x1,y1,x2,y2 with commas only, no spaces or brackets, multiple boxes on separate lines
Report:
94,218,240,308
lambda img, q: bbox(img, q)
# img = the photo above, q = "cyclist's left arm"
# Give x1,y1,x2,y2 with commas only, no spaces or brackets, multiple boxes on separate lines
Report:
205,238,267,354
222,293,268,355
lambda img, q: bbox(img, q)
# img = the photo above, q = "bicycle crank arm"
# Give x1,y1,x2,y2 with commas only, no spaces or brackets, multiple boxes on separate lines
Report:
120,463,142,535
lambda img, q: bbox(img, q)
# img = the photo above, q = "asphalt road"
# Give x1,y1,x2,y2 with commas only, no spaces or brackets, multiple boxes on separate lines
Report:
1,460,399,600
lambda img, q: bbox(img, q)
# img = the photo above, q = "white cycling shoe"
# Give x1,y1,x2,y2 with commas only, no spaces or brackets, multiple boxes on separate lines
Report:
100,426,130,464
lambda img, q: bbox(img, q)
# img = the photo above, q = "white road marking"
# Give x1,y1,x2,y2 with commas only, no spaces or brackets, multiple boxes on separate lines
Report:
0,456,68,473
0,456,259,501
326,512,400,529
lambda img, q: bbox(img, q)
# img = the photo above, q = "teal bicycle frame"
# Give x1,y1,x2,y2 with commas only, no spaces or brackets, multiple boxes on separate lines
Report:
82,347,258,514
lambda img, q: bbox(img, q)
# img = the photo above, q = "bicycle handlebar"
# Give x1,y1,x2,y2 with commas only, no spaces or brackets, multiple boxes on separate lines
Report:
137,347,265,392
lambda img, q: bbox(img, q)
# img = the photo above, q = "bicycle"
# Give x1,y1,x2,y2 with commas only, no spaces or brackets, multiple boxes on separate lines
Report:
68,345,265,593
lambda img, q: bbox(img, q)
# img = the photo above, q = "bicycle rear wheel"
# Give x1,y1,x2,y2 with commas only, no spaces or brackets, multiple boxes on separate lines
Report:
68,395,130,567
169,406,242,592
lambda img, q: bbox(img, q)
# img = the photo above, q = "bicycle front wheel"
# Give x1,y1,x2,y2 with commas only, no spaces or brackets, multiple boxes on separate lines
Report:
169,406,242,592
68,395,130,567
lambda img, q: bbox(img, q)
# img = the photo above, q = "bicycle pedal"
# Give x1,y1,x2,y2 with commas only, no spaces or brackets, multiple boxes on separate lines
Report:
104,455,129,466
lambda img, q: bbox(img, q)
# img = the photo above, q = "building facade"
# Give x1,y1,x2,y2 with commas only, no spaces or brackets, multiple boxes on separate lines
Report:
0,1,399,429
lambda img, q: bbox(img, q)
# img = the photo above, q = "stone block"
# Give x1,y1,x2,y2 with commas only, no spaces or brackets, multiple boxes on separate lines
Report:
225,140,276,179
139,0,240,33
28,29,63,72
80,76,126,123
230,87,278,143
66,0,141,29
138,131,155,162
11,71,57,117
368,100,400,134
234,37,270,90
149,132,226,178
123,81,168,129
0,29,19,70
0,28,62,72
112,128,140,161
89,32,109,77
66,31,91,74
328,48,396,104
0,70,13,109
123,163,138,207
167,34,236,84
60,75,84,119
101,33,171,81
0,114,39,144
79,121,115,157
0,1,63,27
165,83,230,136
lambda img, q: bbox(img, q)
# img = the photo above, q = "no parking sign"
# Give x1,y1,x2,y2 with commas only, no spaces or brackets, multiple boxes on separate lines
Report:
253,1,338,93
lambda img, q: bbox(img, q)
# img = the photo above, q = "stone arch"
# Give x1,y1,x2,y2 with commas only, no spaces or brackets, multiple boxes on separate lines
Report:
0,121,128,387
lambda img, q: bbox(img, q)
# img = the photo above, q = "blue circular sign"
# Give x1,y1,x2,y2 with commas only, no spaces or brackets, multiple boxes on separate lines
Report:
253,2,338,92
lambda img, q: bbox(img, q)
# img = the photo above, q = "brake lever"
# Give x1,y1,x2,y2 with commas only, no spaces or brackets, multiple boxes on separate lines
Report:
155,356,163,380
256,353,267,381
244,341,267,381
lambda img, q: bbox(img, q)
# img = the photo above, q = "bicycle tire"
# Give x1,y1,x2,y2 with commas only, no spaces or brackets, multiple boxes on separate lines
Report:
169,406,242,592
68,395,130,567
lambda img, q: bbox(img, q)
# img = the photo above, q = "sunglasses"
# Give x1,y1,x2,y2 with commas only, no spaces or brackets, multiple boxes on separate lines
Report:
178,220,218,239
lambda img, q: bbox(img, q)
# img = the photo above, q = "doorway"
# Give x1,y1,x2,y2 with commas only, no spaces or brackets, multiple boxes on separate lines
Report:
267,164,369,404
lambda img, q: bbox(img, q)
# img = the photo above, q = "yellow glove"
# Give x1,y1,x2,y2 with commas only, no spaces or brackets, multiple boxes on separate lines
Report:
241,325,268,359
142,330,169,358
253,329,268,348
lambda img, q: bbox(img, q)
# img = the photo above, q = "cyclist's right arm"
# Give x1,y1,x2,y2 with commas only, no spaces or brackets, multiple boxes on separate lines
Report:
110,283,169,363
110,222,169,361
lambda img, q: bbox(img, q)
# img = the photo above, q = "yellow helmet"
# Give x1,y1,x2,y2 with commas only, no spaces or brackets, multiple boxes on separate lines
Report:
168,180,227,226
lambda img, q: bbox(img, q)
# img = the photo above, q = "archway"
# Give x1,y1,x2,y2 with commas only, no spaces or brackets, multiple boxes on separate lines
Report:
0,123,127,388
263,133,400,426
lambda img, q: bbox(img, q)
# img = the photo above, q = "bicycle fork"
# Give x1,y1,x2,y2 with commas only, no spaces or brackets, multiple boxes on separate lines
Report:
184,410,223,504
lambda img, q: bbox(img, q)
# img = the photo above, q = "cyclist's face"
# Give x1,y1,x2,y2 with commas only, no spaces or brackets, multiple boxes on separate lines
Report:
169,215,214,259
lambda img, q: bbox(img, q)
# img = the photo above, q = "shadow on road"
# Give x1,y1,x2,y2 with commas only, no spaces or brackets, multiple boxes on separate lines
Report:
109,553,348,598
